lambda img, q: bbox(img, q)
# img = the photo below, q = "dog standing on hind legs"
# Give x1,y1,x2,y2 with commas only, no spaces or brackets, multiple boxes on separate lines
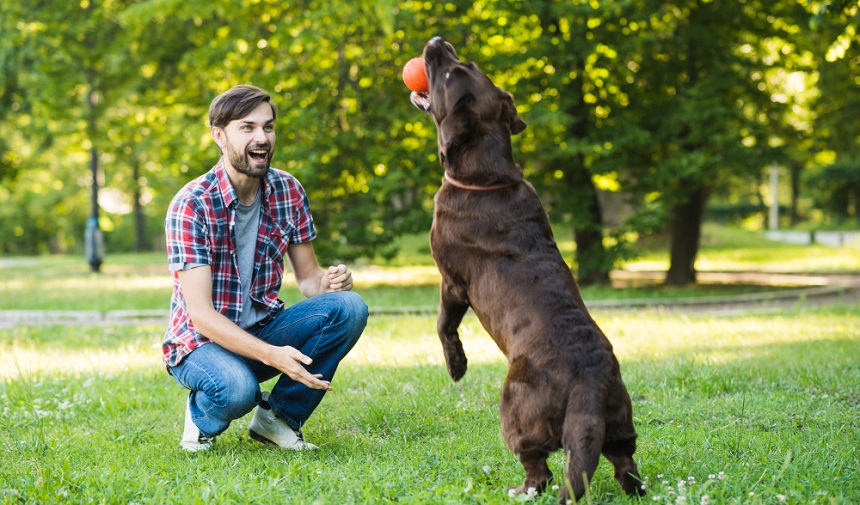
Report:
409,37,647,503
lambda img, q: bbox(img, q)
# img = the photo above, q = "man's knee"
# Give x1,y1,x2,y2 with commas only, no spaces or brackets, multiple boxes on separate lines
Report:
343,291,369,323
209,370,259,420
328,291,368,343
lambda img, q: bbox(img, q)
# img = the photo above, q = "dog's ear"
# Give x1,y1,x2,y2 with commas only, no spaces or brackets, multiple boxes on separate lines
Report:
501,91,527,135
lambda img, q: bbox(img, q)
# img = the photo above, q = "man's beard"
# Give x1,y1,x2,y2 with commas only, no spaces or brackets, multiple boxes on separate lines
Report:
225,142,270,179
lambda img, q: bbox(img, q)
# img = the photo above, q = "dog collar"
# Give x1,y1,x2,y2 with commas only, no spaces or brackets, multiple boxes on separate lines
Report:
444,171,516,191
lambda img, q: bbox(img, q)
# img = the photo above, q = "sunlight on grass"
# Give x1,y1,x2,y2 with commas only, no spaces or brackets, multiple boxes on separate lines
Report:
0,325,164,380
352,266,441,287
4,308,857,382
599,309,860,366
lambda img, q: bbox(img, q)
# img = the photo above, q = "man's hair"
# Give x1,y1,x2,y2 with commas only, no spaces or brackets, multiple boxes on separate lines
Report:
208,84,277,128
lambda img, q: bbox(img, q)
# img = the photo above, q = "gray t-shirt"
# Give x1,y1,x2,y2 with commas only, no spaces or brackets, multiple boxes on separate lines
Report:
170,188,269,330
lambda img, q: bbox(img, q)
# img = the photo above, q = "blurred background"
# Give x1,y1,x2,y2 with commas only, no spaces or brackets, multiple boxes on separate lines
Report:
0,0,857,285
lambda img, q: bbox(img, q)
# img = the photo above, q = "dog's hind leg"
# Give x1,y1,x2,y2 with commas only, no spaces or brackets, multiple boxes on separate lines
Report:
602,384,645,496
602,435,645,497
559,383,605,503
436,279,470,380
500,358,557,496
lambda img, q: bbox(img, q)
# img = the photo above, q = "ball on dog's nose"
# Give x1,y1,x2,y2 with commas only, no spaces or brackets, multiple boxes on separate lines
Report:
402,57,428,93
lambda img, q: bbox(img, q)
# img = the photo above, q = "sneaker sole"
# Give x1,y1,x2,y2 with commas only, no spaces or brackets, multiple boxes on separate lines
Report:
248,428,317,450
248,428,277,446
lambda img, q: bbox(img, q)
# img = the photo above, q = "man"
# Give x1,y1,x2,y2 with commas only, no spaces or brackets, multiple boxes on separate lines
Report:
163,84,368,452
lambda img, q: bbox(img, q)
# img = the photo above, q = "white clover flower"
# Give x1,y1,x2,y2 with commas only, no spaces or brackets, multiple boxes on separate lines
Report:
525,487,538,498
708,474,716,481
687,476,696,485
675,496,687,505
677,480,686,492
718,471,727,480
700,495,710,505
482,465,491,474
749,492,755,497
777,494,786,503
508,488,517,498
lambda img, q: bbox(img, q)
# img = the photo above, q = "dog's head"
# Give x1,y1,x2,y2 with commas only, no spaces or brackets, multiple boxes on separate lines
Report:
411,37,526,168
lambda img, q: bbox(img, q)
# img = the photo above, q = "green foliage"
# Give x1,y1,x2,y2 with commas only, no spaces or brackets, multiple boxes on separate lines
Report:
1,1,858,272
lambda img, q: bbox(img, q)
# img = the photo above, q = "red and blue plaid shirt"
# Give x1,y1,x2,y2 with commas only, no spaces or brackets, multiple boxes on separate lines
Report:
162,160,316,367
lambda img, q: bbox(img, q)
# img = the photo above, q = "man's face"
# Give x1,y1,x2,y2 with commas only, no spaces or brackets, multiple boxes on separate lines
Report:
214,101,275,179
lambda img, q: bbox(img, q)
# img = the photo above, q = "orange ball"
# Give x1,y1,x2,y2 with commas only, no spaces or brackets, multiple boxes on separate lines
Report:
402,57,428,93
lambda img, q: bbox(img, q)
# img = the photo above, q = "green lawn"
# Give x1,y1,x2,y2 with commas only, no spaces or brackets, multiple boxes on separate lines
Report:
1,225,858,503
1,306,858,504
2,225,857,312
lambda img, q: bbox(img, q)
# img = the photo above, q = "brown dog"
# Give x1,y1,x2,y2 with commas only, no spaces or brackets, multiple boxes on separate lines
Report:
410,37,645,503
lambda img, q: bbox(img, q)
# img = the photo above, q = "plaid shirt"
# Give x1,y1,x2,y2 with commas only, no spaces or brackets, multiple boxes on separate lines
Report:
162,160,316,368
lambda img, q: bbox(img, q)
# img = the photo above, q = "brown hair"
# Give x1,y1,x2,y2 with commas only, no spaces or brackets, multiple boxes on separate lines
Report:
208,84,277,128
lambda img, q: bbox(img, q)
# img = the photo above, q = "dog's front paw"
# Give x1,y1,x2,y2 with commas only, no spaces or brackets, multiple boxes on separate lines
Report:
443,340,468,381
446,353,468,381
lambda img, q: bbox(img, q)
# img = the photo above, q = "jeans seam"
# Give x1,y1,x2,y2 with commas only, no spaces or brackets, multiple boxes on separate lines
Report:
266,312,327,341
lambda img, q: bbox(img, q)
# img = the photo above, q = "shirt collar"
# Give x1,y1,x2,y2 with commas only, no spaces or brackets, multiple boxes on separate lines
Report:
214,159,273,208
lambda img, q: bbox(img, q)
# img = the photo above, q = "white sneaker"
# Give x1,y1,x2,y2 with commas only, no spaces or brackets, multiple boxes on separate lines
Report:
248,405,318,450
180,399,216,452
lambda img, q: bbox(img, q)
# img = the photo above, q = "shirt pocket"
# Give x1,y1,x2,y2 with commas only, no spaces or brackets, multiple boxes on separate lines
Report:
265,223,294,263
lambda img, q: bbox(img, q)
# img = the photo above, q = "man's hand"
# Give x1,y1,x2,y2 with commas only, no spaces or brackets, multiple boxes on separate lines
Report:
321,264,353,292
267,346,332,391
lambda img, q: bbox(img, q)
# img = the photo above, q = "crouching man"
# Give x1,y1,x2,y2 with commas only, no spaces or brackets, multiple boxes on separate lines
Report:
162,84,367,452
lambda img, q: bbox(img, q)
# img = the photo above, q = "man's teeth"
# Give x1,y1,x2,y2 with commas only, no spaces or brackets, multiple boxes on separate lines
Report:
249,149,267,156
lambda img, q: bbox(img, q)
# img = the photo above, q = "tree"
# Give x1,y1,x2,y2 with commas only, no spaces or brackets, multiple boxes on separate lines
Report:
617,0,807,284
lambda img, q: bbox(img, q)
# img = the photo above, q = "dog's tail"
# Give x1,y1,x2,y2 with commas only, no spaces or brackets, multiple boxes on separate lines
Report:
559,379,605,502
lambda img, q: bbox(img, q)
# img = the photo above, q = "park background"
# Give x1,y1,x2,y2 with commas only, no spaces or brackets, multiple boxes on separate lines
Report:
1,1,859,504
1,0,858,285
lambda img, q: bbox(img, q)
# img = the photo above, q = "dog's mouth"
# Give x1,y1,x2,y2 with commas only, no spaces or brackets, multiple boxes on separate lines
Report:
409,37,461,115
410,90,431,112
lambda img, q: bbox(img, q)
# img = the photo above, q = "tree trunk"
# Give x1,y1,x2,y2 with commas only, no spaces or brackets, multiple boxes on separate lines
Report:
565,50,610,284
666,183,710,285
132,157,147,252
789,162,801,226
567,165,610,285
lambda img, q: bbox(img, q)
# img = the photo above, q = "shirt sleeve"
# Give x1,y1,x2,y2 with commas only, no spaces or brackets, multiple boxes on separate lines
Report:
289,179,317,244
165,196,211,268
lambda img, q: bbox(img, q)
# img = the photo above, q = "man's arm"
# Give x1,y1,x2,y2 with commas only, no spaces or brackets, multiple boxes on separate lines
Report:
177,265,331,390
287,242,353,298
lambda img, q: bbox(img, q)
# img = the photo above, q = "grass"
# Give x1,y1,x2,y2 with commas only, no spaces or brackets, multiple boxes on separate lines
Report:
1,226,858,503
2,225,858,312
1,305,858,504
626,224,860,272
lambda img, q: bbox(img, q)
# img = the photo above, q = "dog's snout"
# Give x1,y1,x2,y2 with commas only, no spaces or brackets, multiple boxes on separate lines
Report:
424,37,459,65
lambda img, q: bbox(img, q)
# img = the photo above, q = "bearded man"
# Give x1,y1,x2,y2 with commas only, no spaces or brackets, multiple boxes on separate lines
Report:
163,85,367,452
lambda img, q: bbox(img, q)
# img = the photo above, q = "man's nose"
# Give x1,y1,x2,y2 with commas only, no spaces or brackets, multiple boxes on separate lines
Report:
253,128,270,142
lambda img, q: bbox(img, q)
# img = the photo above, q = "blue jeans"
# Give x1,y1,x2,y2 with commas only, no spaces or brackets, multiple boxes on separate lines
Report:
169,291,367,437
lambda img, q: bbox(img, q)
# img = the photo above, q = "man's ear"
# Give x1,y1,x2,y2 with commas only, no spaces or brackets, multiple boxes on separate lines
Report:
501,92,526,135
211,127,225,151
